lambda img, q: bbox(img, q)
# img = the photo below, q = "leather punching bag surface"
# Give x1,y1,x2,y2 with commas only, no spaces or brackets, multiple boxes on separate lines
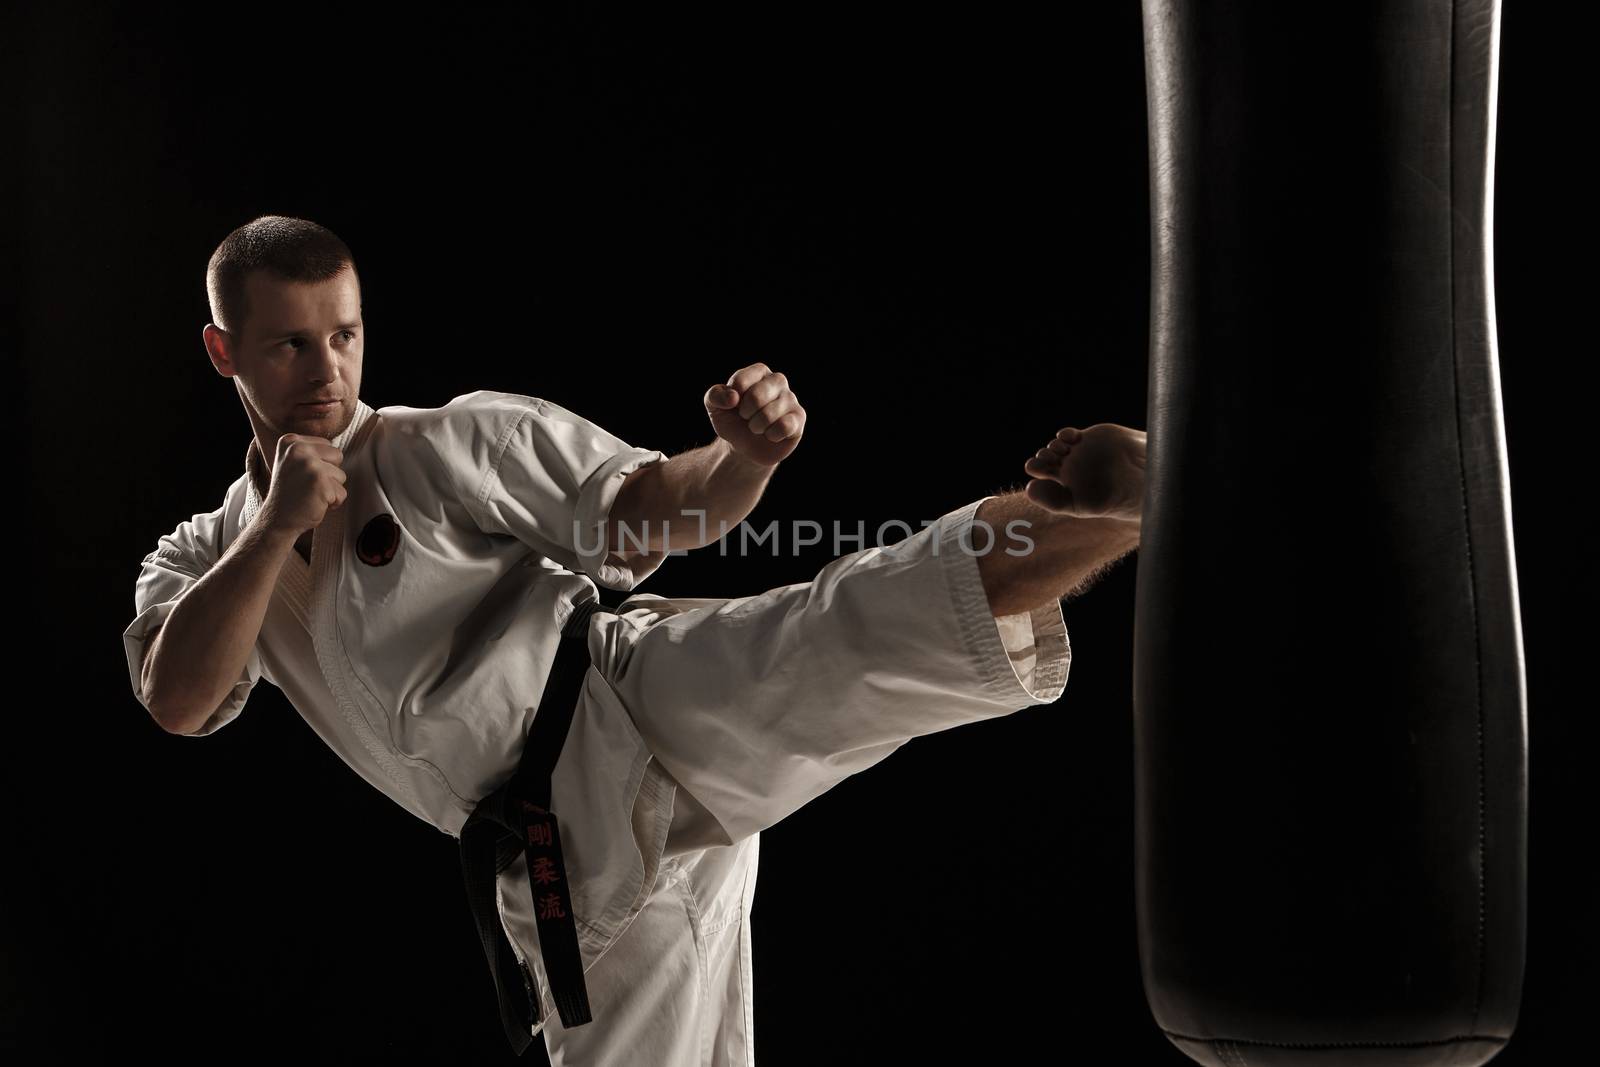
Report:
1133,3,1526,1065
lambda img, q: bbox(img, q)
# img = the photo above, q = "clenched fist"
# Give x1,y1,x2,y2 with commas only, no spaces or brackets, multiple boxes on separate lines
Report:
260,434,348,537
704,362,806,468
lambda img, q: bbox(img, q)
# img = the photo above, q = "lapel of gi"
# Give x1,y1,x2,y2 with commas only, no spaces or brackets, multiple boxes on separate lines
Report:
305,453,375,763
256,403,424,811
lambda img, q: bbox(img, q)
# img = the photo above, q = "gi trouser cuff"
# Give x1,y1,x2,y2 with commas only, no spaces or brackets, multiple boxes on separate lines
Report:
937,496,1072,706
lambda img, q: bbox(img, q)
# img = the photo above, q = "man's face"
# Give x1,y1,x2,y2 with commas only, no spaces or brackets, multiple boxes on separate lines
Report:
209,266,365,442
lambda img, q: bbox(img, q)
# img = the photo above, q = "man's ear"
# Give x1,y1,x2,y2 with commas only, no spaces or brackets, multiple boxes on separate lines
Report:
203,323,234,376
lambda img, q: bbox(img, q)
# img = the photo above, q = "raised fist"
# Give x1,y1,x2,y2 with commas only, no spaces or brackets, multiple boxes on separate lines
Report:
259,434,348,537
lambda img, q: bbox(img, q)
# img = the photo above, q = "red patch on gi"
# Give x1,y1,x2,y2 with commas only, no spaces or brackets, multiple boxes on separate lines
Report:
356,513,401,566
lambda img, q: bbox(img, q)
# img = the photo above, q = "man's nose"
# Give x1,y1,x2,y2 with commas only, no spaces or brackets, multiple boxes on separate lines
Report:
305,341,343,382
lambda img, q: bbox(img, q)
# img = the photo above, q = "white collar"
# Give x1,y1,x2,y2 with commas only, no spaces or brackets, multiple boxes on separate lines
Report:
242,398,376,533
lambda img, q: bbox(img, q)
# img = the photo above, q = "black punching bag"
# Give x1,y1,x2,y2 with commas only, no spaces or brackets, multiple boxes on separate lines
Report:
1133,2,1526,1065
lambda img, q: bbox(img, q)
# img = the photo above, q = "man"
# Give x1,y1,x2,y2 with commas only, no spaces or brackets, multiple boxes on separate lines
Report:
123,215,1146,1065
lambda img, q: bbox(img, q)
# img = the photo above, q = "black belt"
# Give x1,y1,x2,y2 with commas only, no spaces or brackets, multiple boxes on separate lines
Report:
460,594,603,1056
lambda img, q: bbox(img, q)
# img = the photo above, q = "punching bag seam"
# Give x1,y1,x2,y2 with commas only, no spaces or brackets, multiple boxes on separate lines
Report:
1162,1028,1510,1051
1443,0,1492,1036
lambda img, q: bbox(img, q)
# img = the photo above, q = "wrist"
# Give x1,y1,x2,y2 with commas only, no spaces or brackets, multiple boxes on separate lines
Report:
716,436,778,477
252,516,302,554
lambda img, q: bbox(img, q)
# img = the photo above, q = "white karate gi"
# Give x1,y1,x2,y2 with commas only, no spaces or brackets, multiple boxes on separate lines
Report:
122,390,1072,1066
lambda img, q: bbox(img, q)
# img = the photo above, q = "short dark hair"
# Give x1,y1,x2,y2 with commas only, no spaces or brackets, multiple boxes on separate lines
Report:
206,215,358,337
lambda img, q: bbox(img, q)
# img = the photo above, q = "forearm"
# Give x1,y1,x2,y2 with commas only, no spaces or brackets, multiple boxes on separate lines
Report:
606,437,775,556
144,521,296,734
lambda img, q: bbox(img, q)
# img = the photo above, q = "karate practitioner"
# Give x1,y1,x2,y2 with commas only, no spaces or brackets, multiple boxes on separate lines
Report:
124,216,1145,1065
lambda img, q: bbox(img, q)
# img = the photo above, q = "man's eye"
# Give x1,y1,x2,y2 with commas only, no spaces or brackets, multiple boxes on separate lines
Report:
282,331,355,349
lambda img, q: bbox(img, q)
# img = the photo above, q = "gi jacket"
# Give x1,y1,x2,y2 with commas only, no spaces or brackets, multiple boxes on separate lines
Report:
123,391,683,1008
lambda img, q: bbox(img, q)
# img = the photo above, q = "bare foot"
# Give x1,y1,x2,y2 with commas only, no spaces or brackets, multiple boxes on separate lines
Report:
1022,423,1147,522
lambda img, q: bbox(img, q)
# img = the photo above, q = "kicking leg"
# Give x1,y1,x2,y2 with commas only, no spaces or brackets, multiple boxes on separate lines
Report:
598,501,1081,846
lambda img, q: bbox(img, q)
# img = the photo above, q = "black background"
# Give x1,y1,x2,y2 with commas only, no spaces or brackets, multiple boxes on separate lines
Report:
7,2,1589,1063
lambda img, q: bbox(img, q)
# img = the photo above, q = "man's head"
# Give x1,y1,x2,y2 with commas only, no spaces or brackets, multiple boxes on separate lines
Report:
203,215,365,449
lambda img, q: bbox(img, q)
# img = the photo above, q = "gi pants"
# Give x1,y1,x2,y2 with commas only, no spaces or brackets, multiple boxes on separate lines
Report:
511,497,1072,1066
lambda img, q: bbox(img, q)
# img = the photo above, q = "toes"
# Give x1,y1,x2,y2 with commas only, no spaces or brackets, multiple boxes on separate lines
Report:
1056,426,1083,442
1047,438,1072,455
1025,451,1062,477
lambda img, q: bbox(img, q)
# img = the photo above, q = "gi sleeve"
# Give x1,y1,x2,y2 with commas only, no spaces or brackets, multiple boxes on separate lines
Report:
122,507,264,737
426,391,671,592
